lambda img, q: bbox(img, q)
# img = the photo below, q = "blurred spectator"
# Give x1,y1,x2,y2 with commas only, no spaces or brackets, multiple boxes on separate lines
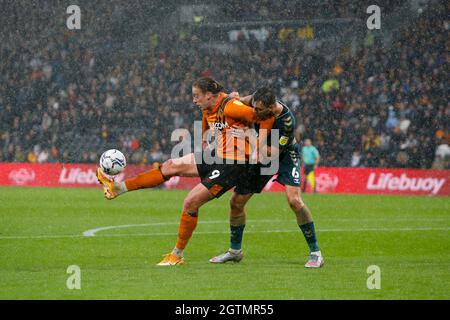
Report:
149,142,164,164
385,106,399,130
350,150,362,167
433,143,450,169
37,148,49,163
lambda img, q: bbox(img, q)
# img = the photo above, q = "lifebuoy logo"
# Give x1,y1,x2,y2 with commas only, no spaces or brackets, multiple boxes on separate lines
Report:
367,173,445,195
8,168,36,185
59,167,124,184
316,173,339,192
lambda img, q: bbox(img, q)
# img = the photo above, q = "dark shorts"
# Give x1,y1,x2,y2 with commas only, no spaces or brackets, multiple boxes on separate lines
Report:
196,160,250,198
303,164,315,176
235,149,301,195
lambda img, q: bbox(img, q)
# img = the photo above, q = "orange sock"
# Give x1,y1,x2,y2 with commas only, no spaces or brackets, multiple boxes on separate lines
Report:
175,211,198,250
125,168,166,191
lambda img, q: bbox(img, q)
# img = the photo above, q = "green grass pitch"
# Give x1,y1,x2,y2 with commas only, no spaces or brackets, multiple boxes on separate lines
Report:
0,186,449,299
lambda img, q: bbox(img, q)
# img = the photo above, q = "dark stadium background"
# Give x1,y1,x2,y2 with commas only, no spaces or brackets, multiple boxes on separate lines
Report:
1,0,448,169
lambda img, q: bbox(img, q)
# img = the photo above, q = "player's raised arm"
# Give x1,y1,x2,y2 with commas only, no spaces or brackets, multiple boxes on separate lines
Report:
256,117,276,161
228,91,255,107
240,95,254,106
231,92,254,106
223,99,256,124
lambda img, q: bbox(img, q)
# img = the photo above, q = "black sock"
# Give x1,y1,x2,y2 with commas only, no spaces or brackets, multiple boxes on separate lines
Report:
299,222,320,252
230,224,245,250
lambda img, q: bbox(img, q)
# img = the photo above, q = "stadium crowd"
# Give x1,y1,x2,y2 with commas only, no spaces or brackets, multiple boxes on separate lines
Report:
0,1,448,169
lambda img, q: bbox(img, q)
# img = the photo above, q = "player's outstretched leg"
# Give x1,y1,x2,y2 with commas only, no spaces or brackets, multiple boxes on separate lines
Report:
97,153,197,200
96,165,166,200
209,192,252,264
285,185,324,268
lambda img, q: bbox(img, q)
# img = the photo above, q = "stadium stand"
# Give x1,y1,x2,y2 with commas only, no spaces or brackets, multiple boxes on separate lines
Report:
0,0,448,169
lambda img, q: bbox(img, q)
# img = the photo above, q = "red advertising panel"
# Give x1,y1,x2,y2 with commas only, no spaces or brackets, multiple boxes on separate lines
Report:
163,167,450,196
312,167,450,196
0,163,151,188
0,163,449,196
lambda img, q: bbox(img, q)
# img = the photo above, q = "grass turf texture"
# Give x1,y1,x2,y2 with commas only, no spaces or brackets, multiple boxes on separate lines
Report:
0,186,449,299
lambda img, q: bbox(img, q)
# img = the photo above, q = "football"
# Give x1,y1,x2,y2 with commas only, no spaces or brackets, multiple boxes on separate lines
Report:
99,149,126,175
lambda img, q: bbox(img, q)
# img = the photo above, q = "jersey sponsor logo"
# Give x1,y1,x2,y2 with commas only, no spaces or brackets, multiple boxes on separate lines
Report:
209,121,229,131
279,136,289,146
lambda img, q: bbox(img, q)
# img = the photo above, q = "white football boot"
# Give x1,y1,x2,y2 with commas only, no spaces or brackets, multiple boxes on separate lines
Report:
209,250,243,264
304,252,324,268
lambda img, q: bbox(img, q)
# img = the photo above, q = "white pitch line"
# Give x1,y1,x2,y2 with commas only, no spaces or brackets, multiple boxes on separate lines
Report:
81,226,450,237
81,219,300,237
0,225,448,240
83,226,450,237
82,220,450,237
83,219,289,237
0,234,85,240
82,220,232,237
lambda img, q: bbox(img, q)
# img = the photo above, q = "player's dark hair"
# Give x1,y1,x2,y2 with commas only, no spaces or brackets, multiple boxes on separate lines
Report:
252,87,277,120
252,87,276,107
193,77,224,94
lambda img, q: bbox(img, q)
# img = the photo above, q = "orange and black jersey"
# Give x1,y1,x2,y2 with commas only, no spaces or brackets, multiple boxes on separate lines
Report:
202,93,273,161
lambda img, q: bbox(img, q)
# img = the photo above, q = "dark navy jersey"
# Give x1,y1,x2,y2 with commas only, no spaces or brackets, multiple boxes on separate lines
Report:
241,99,301,189
255,100,298,155
272,100,297,153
